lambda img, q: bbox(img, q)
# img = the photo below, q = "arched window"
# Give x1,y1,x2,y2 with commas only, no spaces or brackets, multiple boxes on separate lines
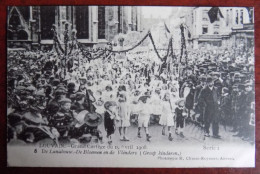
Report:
17,30,28,40
9,8,21,29
76,6,89,39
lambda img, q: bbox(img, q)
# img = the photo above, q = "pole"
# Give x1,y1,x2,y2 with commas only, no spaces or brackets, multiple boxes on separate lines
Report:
63,22,69,78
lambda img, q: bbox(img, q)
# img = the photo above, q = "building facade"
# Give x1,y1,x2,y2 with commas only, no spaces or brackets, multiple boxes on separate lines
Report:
7,6,142,50
190,7,253,49
168,7,254,50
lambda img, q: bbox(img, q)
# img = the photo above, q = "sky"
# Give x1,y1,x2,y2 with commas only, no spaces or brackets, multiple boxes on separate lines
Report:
142,6,174,19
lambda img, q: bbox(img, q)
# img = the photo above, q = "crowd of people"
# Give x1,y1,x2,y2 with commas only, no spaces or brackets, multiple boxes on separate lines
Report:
7,44,255,145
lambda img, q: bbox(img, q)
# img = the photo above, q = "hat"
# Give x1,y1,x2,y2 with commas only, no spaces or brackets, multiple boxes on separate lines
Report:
138,95,150,103
104,101,117,110
232,84,239,89
55,89,66,96
16,86,26,91
75,92,85,101
79,76,87,80
186,66,193,70
105,85,113,91
206,76,213,83
67,82,76,89
25,86,36,92
58,98,72,104
210,72,221,77
234,72,241,78
52,79,60,86
57,83,66,89
8,113,23,127
176,98,185,107
23,112,46,124
35,90,45,97
118,85,126,91
84,112,103,127
47,102,60,113
199,75,207,82
244,81,253,87
78,134,92,143
238,84,245,90
222,87,229,94
74,110,89,128
214,79,222,87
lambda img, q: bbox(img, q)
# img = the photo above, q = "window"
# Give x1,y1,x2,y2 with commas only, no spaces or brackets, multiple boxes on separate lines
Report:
240,9,243,24
118,6,122,33
76,6,89,39
214,24,219,34
226,10,229,26
202,10,208,21
136,10,138,31
236,10,239,24
132,7,137,31
40,6,55,40
202,26,208,34
230,9,233,25
212,41,221,46
98,6,106,39
249,8,253,23
9,8,21,29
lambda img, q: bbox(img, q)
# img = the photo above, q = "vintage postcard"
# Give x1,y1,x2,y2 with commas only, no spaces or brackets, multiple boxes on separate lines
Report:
7,6,255,167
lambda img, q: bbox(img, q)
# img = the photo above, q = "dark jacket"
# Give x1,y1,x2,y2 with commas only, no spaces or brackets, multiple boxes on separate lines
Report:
104,111,115,136
198,86,219,121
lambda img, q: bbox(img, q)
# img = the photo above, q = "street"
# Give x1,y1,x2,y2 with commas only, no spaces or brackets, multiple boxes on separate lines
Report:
97,116,254,148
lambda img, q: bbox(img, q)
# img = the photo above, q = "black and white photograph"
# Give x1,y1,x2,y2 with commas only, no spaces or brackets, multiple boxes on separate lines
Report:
6,6,255,167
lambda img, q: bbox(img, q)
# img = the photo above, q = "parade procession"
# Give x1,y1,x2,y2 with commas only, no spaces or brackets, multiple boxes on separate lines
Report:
7,6,255,147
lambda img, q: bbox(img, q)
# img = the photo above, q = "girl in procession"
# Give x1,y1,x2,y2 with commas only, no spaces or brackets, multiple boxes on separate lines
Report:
159,92,174,141
117,93,131,141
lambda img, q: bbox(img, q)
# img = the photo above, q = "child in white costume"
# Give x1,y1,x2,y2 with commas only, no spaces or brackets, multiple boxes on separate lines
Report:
116,93,130,141
159,92,174,141
136,96,152,142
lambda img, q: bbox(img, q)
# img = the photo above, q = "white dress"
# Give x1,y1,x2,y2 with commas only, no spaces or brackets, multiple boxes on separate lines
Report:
117,101,130,127
149,94,162,115
159,100,174,126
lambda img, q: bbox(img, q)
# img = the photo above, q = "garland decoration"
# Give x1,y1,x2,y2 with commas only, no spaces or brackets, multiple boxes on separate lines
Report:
52,26,175,64
52,25,64,54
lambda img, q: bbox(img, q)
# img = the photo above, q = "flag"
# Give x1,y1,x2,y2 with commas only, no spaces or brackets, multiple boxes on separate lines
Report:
208,7,224,23
164,22,171,33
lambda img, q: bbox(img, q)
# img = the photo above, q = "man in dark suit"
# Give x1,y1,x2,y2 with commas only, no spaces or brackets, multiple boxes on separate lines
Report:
193,75,207,123
198,76,221,138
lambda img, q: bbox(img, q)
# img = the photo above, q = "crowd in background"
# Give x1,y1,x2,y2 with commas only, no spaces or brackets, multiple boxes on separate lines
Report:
7,45,255,145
